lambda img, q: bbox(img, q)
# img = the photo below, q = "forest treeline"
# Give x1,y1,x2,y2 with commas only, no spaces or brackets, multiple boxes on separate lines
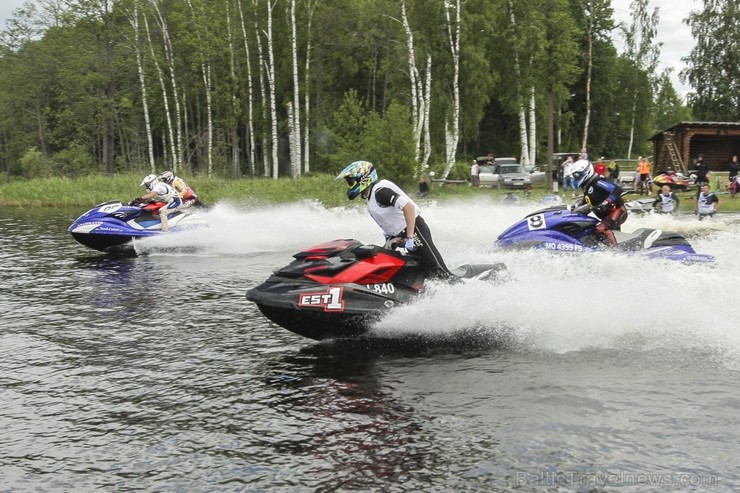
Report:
0,0,737,186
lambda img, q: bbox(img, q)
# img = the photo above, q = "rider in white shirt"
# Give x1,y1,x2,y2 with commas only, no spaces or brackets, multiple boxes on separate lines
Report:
138,174,182,231
336,160,452,278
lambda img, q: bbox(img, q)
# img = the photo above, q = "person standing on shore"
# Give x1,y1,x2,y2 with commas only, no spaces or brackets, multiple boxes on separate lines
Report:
694,183,720,220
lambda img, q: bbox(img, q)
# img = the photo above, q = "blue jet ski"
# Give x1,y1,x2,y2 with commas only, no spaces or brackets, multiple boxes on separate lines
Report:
68,199,207,252
495,205,714,263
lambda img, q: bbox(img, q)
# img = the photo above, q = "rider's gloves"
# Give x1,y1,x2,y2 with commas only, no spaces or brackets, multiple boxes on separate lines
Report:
593,203,609,215
404,237,416,252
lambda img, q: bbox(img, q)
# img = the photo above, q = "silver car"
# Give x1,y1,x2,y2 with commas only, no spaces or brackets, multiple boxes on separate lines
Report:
479,163,532,188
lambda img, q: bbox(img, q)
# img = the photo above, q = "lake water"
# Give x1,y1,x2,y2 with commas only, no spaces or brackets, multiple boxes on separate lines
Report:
1,198,738,492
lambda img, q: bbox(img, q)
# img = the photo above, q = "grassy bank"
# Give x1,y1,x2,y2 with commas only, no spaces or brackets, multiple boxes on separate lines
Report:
0,173,478,208
0,173,737,212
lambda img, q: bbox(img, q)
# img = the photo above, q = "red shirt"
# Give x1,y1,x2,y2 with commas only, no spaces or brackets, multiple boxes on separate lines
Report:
594,162,607,176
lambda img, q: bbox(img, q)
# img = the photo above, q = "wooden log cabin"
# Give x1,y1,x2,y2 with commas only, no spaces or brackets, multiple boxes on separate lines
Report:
649,121,740,174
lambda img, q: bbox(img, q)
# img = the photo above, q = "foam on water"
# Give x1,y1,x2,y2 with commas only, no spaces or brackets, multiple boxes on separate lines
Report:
136,196,738,359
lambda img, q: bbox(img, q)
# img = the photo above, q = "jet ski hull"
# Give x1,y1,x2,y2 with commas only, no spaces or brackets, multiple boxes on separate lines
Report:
246,239,506,340
247,275,418,340
68,200,207,252
496,205,714,263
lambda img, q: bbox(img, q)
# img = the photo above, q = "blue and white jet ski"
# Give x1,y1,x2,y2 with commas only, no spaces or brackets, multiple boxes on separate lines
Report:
495,205,714,263
68,199,207,252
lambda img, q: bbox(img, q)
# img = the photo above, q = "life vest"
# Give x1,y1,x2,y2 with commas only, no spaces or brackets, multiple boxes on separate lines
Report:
697,192,717,215
657,193,676,213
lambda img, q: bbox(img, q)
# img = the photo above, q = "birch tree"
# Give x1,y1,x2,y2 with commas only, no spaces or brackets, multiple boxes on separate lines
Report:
185,0,215,176
236,0,256,174
128,1,155,171
302,0,315,174
226,0,241,178
506,0,532,167
288,0,301,177
250,0,270,176
577,0,613,150
263,0,279,178
149,0,182,170
400,1,419,161
621,0,661,159
441,0,461,180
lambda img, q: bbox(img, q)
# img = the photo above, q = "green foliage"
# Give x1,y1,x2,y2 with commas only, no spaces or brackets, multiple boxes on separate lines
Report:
16,147,52,178
53,144,96,177
325,89,368,170
444,160,471,181
362,101,416,185
0,0,732,182
683,0,740,120
325,93,415,186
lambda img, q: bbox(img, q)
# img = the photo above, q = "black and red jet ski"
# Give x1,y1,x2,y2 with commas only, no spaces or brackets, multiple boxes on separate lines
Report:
246,239,506,340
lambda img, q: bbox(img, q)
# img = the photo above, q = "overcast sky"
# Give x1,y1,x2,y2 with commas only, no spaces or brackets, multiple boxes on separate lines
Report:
0,0,699,94
612,0,699,96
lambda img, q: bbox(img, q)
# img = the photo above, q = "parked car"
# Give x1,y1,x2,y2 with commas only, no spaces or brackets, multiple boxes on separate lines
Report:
527,166,547,184
479,163,532,188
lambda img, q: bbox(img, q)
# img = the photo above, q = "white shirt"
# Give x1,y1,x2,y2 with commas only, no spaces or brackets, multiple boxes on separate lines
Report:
366,179,420,237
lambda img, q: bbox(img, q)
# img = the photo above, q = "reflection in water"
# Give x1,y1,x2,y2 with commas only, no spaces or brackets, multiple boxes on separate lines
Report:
260,345,429,490
1,205,739,491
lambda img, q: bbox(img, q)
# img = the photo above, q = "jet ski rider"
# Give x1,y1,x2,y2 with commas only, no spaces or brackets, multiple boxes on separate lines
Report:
567,159,628,247
137,174,182,232
336,160,452,279
160,170,199,209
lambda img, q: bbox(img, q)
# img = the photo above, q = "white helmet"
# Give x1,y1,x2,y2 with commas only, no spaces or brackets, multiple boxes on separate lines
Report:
140,174,158,190
160,170,174,184
568,159,594,188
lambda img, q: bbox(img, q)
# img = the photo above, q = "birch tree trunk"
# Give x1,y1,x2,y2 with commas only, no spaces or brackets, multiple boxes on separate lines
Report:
302,0,315,174
289,0,301,177
508,1,530,167
144,6,176,170
581,1,594,149
441,0,461,179
265,0,279,179
528,86,536,165
202,62,214,176
253,0,270,176
129,2,155,171
622,0,660,159
150,0,183,170
421,54,432,172
226,0,241,178
185,0,214,176
400,1,421,164
237,0,256,175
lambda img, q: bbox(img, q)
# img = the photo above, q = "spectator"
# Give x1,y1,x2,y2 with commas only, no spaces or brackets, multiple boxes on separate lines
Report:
637,156,652,196
694,183,720,220
693,154,711,197
728,155,739,199
607,159,620,184
653,185,680,214
417,178,429,198
594,157,607,176
561,156,577,198
470,159,480,187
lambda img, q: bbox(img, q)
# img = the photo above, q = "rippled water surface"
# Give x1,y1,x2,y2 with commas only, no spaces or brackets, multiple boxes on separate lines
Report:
1,200,739,492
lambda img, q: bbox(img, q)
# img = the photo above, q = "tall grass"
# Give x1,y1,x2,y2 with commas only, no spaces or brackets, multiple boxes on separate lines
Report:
0,172,735,212
0,173,476,208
